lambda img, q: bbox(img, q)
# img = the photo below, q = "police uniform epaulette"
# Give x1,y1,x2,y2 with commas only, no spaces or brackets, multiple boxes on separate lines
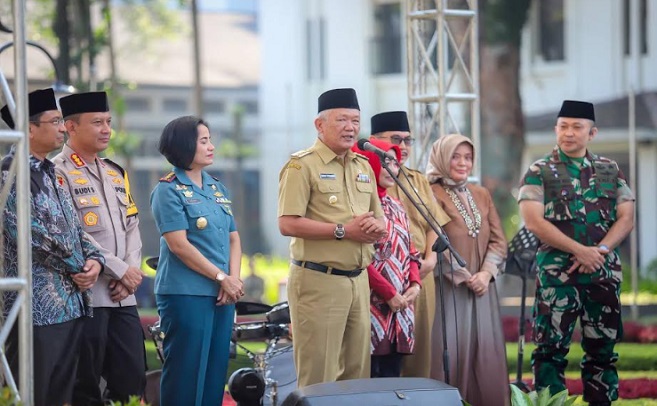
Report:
291,149,312,159
102,158,126,176
159,172,177,182
353,152,369,160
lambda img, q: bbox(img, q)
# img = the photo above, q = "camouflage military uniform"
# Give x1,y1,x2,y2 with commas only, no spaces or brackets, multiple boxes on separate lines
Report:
518,147,635,403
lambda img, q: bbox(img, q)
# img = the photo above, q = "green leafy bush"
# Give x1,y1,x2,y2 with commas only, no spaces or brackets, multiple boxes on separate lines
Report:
0,387,21,406
109,396,147,406
510,385,578,406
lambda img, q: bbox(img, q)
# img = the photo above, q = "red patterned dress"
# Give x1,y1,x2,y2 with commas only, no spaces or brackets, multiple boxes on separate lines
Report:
368,195,421,355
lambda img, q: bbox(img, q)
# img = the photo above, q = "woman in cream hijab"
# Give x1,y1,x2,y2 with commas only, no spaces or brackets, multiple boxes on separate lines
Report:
426,134,509,406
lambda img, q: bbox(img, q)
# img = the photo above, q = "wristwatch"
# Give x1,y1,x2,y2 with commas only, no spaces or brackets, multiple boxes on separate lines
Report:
334,223,345,240
598,244,610,252
215,271,226,283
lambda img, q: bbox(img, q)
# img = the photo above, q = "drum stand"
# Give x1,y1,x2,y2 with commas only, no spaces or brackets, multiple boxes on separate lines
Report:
505,227,539,392
230,327,293,406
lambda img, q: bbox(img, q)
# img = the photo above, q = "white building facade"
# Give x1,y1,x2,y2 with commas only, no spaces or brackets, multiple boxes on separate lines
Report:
260,0,657,270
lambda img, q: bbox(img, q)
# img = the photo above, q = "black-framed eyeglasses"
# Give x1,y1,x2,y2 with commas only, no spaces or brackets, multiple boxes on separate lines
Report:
31,118,64,126
385,135,415,146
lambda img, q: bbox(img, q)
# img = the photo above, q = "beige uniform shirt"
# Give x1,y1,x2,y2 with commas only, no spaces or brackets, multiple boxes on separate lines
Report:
387,168,451,253
278,138,384,270
53,144,141,307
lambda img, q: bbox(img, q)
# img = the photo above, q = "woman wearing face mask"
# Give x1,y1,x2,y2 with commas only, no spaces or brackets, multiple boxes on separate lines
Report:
352,138,422,378
426,134,509,406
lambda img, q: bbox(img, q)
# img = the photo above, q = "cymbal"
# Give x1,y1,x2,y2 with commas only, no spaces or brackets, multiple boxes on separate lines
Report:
145,257,159,270
235,301,273,316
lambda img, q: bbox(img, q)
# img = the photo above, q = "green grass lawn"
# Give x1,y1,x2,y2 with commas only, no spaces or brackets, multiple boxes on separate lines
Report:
506,342,657,373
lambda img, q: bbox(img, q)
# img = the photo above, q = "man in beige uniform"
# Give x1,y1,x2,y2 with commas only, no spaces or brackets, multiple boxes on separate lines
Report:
53,92,146,405
278,88,388,387
370,111,451,378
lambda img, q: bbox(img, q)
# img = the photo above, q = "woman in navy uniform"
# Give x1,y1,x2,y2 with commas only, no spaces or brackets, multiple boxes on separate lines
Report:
151,115,244,406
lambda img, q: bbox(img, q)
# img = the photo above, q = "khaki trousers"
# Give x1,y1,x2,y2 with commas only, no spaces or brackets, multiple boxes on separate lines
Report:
401,274,436,378
287,264,370,388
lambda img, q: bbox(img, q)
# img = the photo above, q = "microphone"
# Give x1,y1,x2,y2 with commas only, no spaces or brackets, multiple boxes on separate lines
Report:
356,139,398,161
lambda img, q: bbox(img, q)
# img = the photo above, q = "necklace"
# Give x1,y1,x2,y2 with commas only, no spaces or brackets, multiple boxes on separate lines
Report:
444,186,481,238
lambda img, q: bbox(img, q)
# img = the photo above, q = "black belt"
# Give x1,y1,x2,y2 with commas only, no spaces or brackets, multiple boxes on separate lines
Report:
291,259,363,277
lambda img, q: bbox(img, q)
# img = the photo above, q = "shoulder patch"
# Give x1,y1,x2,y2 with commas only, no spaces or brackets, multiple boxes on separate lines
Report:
291,149,312,159
595,156,615,164
159,172,177,183
102,158,126,176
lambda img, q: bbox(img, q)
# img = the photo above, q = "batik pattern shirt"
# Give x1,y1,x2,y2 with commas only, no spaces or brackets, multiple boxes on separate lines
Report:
368,195,421,355
1,147,104,326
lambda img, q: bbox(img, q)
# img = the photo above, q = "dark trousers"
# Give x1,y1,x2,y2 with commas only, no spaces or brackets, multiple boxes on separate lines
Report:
371,350,404,378
7,318,84,406
72,306,146,406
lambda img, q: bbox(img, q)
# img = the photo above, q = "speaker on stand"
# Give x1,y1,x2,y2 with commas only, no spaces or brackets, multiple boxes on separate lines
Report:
281,377,462,406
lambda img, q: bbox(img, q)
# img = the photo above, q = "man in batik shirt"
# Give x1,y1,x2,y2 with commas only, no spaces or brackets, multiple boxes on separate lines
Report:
1,89,104,406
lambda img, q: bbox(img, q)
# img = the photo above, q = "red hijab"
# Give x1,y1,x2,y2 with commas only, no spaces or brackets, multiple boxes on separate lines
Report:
351,138,401,198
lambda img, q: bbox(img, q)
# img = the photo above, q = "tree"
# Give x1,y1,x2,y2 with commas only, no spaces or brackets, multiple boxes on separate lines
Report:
478,0,532,228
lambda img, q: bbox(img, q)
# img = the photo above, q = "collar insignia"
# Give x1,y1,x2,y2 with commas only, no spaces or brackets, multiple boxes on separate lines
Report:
70,154,86,168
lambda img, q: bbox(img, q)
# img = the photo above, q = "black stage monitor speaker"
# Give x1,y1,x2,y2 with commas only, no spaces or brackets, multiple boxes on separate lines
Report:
281,377,462,406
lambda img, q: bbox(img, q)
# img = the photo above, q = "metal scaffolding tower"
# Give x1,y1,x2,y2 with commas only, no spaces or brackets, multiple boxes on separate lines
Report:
406,0,480,180
0,0,34,404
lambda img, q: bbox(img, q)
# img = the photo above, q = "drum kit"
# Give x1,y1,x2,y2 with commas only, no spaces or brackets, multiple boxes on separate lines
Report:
147,301,296,406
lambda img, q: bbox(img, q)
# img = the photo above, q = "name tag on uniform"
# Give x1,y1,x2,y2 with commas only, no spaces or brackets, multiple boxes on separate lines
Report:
356,173,371,183
319,173,336,180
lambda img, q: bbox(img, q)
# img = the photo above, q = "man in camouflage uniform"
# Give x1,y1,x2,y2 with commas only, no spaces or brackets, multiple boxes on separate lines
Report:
518,100,635,406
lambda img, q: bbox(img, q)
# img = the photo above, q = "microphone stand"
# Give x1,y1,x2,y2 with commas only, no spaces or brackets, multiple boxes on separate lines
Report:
380,157,466,385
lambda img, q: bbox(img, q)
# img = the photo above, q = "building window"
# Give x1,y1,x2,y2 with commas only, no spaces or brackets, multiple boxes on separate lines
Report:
623,0,648,56
240,101,258,115
537,0,564,62
163,98,188,113
371,2,403,74
204,100,226,115
124,97,151,112
306,18,326,81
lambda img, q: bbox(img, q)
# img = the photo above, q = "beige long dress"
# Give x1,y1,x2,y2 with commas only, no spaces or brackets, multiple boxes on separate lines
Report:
430,183,510,406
